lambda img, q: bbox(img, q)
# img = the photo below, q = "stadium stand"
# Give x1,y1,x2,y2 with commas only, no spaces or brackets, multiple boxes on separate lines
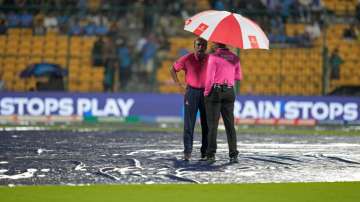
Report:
156,0,360,96
0,0,359,96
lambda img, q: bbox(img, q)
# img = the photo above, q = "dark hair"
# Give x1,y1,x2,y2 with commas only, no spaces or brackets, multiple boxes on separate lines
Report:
194,37,207,45
215,42,226,48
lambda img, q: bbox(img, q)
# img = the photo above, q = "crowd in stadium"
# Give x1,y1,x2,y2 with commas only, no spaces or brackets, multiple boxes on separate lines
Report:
0,0,360,93
1,1,358,35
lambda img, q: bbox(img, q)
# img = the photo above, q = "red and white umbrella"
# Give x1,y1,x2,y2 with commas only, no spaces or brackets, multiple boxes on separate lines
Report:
184,10,269,50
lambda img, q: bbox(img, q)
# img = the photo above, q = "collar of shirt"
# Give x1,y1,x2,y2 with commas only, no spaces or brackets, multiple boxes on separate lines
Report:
215,48,229,53
194,53,208,64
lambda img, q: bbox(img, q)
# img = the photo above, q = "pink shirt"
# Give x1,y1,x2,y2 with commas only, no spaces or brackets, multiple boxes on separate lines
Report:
173,53,208,88
204,48,243,96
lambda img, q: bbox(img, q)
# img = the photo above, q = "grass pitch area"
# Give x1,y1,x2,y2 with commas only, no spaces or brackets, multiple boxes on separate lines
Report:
1,182,359,202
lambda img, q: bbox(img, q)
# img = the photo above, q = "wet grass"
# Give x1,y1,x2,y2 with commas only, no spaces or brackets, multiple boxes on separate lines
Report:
0,182,359,202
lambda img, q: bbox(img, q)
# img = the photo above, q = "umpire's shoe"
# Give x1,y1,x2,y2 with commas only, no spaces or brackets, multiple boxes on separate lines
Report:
229,156,238,164
184,153,191,161
199,153,207,161
206,156,216,164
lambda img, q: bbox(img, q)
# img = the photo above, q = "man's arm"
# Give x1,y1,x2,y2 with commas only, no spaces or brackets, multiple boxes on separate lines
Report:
169,66,186,91
235,61,243,81
204,56,216,96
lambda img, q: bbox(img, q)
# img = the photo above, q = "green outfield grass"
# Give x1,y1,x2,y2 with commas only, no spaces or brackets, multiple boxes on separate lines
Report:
0,182,359,202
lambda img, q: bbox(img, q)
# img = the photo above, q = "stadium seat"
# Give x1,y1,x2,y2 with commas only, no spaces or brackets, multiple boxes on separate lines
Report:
54,57,67,67
29,57,42,64
8,28,22,36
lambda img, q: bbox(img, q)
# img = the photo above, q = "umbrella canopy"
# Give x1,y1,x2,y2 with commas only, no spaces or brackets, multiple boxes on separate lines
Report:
20,63,68,78
184,10,269,50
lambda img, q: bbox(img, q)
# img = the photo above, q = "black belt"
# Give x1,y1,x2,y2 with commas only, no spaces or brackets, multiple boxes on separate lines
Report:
187,85,205,90
213,84,233,89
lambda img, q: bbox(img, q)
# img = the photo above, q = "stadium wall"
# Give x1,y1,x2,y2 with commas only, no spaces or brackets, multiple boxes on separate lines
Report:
0,92,360,126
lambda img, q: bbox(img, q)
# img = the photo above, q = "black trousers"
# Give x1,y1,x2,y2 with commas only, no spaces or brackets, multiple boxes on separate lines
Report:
205,86,238,158
183,86,208,156
119,68,131,89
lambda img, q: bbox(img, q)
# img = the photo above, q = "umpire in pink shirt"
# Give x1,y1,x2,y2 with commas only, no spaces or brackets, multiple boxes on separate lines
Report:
204,42,243,163
170,37,209,161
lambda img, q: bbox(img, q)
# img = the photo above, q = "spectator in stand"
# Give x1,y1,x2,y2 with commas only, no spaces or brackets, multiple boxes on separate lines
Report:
0,72,5,91
92,36,105,66
0,19,7,34
77,0,87,16
84,19,97,36
310,0,322,9
0,12,5,21
7,11,19,27
237,0,266,12
310,0,324,15
88,13,101,27
95,24,108,36
133,1,145,29
268,28,287,43
343,24,359,40
153,21,170,61
14,0,27,10
44,13,58,33
104,65,116,92
279,0,294,22
264,0,282,15
268,17,286,43
57,10,70,34
290,0,309,22
136,35,147,54
140,33,158,84
356,0,360,23
211,0,225,10
282,29,311,47
87,0,101,12
143,0,155,33
103,37,117,92
329,48,344,80
116,38,132,90
178,47,189,57
305,21,321,41
164,1,184,17
68,18,82,35
20,10,33,27
271,16,285,32
158,14,176,36
95,16,109,36
298,0,312,22
183,0,197,17
33,12,46,35
107,21,119,37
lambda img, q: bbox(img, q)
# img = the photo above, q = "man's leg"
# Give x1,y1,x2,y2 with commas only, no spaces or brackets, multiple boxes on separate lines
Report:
183,87,199,160
205,89,221,160
220,89,239,159
199,92,208,158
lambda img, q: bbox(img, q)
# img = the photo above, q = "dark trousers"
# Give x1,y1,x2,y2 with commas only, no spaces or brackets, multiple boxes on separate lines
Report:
205,86,238,158
183,86,208,156
119,68,131,89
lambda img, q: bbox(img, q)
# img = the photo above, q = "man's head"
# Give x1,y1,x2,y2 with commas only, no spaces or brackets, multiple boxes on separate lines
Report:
194,37,207,57
212,42,226,50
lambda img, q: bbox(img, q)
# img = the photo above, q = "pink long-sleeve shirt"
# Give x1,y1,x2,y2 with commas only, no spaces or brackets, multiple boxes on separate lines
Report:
204,48,243,96
173,53,208,88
